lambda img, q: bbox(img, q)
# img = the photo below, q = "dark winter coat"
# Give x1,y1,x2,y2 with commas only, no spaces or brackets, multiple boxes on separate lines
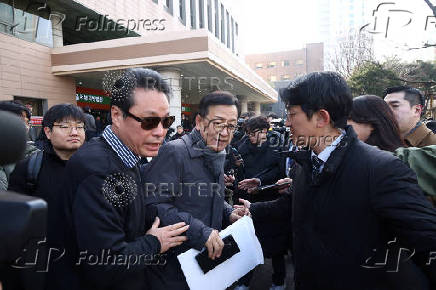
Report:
144,132,233,290
251,126,436,290
47,137,160,290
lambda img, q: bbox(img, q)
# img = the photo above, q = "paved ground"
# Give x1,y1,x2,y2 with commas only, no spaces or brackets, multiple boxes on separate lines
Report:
228,255,295,290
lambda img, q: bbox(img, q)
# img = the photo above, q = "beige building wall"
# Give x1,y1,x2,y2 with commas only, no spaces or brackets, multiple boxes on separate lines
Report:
0,33,75,107
75,0,190,35
245,43,324,83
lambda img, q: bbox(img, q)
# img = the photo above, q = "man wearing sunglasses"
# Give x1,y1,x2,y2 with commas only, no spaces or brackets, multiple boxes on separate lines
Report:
144,91,245,289
49,69,189,290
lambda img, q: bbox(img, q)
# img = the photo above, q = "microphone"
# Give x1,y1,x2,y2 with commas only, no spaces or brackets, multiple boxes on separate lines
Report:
0,111,27,166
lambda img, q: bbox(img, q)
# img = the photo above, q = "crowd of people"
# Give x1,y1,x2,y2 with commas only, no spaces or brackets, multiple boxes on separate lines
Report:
0,68,435,290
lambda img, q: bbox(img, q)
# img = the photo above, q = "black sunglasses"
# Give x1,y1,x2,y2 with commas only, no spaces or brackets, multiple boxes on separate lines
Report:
126,111,175,130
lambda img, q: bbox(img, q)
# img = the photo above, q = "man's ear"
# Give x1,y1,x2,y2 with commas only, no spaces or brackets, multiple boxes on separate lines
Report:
111,105,123,129
316,109,331,128
195,114,203,130
414,104,423,117
44,127,52,140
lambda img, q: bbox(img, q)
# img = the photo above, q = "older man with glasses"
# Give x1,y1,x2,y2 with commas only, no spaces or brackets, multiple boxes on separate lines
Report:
144,91,245,290
46,69,189,290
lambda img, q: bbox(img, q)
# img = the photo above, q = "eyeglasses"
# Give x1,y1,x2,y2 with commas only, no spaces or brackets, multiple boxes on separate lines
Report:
205,118,237,133
52,124,85,132
126,111,175,130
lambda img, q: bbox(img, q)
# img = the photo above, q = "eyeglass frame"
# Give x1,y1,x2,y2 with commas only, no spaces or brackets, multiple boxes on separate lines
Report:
52,123,86,132
204,117,237,133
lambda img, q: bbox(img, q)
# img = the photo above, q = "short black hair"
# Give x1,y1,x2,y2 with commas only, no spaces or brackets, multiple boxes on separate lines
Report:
384,86,425,113
240,111,255,119
280,71,352,128
267,113,278,119
245,116,270,132
110,68,171,117
177,125,183,129
0,100,31,119
198,91,240,117
42,104,85,129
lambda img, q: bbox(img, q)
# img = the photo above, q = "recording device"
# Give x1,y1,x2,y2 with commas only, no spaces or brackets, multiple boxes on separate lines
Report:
0,111,47,290
195,235,240,274
257,181,292,192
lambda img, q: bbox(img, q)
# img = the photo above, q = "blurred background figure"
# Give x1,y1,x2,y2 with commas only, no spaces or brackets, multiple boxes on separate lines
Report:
348,95,405,152
0,101,39,191
170,125,185,141
181,113,192,132
83,106,97,141
384,86,436,147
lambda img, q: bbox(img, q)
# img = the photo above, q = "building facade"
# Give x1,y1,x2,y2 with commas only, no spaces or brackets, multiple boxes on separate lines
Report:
0,0,276,127
245,43,324,116
245,43,324,84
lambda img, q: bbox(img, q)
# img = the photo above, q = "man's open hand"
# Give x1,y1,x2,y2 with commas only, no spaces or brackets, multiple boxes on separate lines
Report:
146,217,189,253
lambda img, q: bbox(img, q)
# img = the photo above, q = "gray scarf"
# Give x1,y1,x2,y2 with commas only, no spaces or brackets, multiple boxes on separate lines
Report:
190,129,226,180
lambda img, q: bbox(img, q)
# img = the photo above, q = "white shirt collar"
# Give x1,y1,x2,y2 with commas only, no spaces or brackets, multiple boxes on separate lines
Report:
311,130,345,164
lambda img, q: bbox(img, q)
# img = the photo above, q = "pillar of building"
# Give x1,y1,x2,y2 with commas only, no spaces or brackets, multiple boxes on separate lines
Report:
253,101,261,116
158,68,182,128
238,95,248,114
50,12,65,48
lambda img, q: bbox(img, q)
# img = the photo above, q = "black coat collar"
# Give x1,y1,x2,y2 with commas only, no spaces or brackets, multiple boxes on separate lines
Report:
290,126,358,185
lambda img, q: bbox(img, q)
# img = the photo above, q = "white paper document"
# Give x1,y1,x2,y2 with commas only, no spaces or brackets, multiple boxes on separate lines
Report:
177,216,264,290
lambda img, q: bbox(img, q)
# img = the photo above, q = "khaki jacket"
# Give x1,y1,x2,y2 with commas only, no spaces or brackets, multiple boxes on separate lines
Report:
404,123,436,148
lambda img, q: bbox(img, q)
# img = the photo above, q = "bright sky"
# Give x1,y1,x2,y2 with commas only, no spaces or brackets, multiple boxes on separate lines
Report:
227,0,319,54
228,0,436,61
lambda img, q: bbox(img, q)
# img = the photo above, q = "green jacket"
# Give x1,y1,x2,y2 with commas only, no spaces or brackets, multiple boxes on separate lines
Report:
0,142,39,191
394,145,436,198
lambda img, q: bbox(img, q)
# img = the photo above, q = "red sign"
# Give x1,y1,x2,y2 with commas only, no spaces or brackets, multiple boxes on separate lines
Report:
31,116,43,126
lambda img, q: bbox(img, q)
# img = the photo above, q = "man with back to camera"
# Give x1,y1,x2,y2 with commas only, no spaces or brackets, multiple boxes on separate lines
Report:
384,86,436,147
236,72,436,290
144,91,245,289
0,101,39,191
49,68,189,290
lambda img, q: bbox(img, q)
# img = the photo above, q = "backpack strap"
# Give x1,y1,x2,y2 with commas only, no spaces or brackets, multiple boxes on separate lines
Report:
26,151,43,193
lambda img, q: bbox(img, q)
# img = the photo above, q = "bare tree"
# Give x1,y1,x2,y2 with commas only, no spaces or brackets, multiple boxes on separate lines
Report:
329,30,375,79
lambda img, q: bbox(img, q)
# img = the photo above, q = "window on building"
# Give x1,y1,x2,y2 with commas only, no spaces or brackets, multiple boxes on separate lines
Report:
199,0,205,28
0,3,14,35
267,62,276,68
281,75,291,80
282,60,290,67
226,10,230,49
179,0,186,25
255,63,263,69
214,0,219,38
190,0,196,29
231,16,235,53
270,76,277,82
0,2,53,47
296,59,304,65
35,17,53,47
165,0,173,15
235,22,238,36
220,4,225,44
207,0,212,32
152,0,158,3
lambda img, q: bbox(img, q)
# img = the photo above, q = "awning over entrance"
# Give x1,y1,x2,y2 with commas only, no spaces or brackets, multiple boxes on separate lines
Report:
51,30,278,104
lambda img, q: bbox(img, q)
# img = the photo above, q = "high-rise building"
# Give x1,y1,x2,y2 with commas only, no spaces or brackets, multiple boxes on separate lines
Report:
315,0,372,68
